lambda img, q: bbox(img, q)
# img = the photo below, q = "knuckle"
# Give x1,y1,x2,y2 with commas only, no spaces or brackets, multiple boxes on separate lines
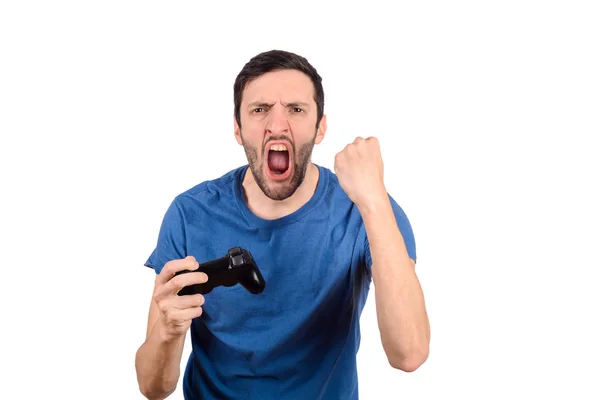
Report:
163,260,175,272
185,256,198,269
162,263,177,277
167,311,180,322
157,300,168,314
170,274,181,287
152,292,161,304
170,279,184,294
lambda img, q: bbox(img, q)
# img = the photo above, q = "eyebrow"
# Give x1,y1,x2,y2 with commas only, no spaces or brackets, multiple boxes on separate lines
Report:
282,101,310,108
248,101,310,108
248,102,272,109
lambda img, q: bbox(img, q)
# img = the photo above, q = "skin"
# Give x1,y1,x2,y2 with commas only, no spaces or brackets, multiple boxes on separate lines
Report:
334,136,430,371
234,69,327,219
135,257,208,400
135,68,430,399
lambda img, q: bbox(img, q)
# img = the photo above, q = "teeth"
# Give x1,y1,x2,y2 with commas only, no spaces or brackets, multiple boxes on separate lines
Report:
269,144,288,151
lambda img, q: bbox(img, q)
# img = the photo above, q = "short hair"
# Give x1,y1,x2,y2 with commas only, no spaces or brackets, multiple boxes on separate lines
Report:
233,50,324,128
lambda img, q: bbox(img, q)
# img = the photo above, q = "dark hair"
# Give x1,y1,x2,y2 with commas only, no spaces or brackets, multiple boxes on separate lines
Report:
233,50,324,129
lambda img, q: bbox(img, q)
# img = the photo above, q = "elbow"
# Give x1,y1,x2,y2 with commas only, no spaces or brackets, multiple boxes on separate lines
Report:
135,348,178,400
138,382,176,400
387,345,429,373
136,366,177,400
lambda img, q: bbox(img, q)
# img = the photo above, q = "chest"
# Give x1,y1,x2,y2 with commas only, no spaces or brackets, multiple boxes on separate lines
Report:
184,214,367,331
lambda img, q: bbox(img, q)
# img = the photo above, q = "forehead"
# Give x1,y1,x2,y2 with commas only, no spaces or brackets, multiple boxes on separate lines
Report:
242,69,315,104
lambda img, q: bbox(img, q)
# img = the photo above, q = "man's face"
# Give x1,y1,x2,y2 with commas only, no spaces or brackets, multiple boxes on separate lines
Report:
235,69,326,201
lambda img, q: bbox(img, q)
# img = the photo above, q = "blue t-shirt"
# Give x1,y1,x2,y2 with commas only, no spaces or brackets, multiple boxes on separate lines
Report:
145,164,416,400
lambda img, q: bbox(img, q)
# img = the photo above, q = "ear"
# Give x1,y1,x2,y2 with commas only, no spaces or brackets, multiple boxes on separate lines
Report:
234,115,243,145
314,114,327,145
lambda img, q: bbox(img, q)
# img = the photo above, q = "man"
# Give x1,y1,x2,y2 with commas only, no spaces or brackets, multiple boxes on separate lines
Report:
135,50,430,400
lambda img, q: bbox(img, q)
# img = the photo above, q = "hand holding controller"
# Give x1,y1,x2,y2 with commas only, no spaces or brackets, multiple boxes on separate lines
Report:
175,247,266,295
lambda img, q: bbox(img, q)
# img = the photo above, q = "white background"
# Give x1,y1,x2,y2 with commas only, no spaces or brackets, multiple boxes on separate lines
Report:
1,1,599,399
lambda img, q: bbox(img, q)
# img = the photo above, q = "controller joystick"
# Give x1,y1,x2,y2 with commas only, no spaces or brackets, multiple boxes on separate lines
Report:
175,247,266,295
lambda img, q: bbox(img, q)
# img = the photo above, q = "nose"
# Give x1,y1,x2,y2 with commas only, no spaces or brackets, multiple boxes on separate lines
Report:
265,104,290,135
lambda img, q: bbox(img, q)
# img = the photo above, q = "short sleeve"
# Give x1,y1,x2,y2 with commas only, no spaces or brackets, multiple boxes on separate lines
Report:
365,195,417,268
144,198,187,274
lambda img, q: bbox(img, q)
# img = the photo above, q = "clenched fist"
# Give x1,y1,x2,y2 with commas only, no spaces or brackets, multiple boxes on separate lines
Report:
152,256,208,341
334,136,387,208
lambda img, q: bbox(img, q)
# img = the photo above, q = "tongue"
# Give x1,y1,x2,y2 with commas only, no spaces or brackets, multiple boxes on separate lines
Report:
268,151,289,174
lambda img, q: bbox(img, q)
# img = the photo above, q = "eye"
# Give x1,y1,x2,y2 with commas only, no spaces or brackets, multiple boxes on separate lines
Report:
252,107,264,113
293,107,303,113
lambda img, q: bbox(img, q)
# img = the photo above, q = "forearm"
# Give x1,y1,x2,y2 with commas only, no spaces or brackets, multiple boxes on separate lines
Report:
359,196,430,371
135,322,186,400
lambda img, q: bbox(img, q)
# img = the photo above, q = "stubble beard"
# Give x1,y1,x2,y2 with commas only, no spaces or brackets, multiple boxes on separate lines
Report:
241,130,317,201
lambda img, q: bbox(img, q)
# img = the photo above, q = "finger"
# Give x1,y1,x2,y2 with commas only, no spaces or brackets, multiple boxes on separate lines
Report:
154,271,208,301
172,294,205,309
174,306,203,321
165,271,209,296
156,256,199,285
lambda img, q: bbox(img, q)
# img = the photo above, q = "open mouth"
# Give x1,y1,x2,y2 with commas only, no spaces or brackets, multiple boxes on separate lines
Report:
266,143,292,178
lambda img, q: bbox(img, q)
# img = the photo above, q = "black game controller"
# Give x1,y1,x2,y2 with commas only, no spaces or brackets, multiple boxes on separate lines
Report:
175,247,266,295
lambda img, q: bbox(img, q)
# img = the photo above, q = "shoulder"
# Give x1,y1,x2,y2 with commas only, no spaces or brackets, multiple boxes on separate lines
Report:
172,165,246,210
162,165,247,221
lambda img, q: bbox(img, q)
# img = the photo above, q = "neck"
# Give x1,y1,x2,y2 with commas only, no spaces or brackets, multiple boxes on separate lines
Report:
242,163,319,220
